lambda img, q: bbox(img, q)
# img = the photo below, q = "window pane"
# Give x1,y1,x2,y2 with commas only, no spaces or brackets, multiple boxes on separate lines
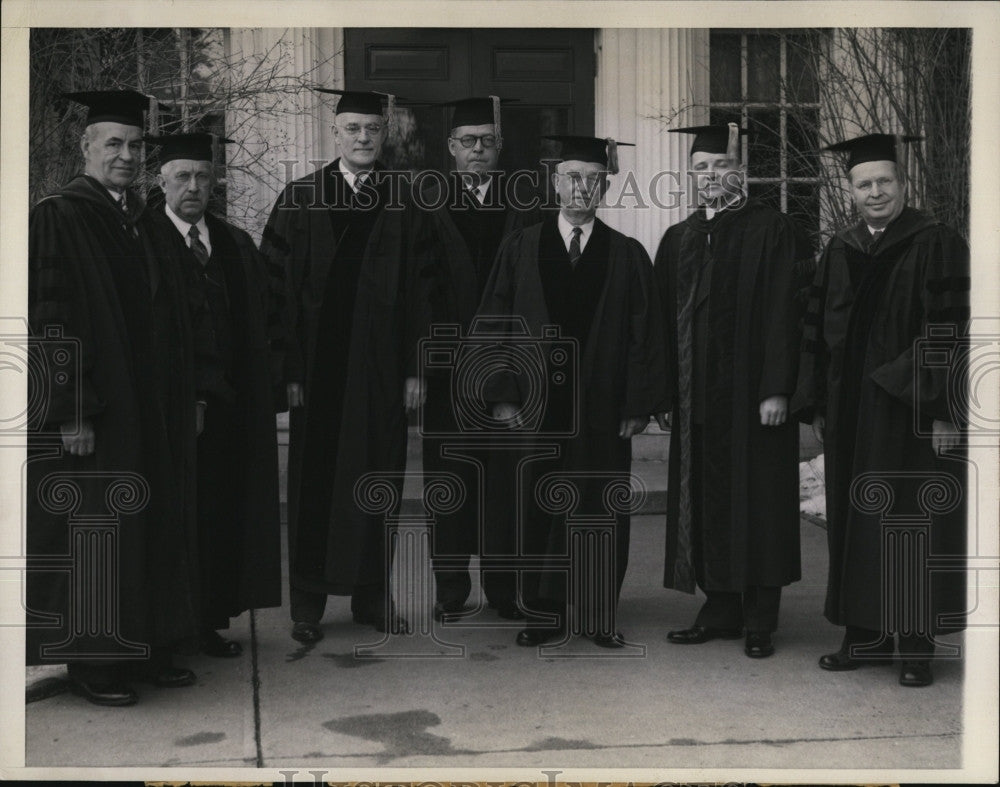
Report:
787,108,820,178
748,181,781,212
710,32,742,104
787,182,820,240
195,112,228,217
143,29,185,105
746,34,780,103
785,33,822,103
708,107,742,127
747,108,781,178
186,28,227,101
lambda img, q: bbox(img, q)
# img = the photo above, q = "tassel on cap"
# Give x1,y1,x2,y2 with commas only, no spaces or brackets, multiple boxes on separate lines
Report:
147,94,160,135
726,121,740,163
210,132,220,174
385,92,396,129
490,95,502,142
894,132,906,178
606,138,619,175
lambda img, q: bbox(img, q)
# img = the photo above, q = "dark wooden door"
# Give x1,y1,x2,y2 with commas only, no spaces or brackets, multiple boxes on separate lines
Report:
344,28,595,183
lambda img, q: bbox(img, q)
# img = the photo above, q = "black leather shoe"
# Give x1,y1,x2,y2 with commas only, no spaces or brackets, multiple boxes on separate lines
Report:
745,631,775,658
515,627,563,646
819,648,892,671
132,666,196,688
495,604,525,621
666,625,742,644
593,630,627,649
291,622,323,644
201,630,243,658
899,660,933,687
68,675,137,707
433,601,471,622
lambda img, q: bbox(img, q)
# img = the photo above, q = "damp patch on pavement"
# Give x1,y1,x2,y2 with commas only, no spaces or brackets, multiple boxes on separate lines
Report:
175,731,226,747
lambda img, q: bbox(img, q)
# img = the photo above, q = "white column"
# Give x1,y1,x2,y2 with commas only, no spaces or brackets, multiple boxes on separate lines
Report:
225,27,345,240
595,28,710,260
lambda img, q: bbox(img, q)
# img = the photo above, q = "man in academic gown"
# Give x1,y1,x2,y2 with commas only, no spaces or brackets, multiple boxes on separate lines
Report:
26,91,211,705
146,132,284,658
407,96,540,622
260,89,410,643
656,123,813,659
794,133,969,688
478,135,668,648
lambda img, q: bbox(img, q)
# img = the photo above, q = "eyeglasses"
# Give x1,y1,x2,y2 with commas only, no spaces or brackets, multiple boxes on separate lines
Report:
450,134,499,149
335,122,384,136
555,172,604,189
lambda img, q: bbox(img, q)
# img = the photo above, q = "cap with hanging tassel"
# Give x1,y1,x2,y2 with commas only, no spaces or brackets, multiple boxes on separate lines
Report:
822,132,922,171
435,96,515,137
542,136,634,174
668,123,748,159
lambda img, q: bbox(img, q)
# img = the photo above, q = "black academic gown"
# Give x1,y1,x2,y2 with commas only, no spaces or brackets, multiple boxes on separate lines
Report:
793,206,969,635
655,199,812,596
151,207,285,629
26,175,208,664
478,216,668,627
413,174,540,608
261,161,407,610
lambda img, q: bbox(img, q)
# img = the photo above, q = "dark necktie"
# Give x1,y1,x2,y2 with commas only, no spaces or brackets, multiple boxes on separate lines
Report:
115,194,138,237
188,224,209,267
466,185,481,207
569,226,583,267
869,229,884,251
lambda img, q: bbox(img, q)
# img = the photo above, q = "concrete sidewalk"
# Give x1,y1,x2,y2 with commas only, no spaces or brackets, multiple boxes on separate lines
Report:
25,511,964,771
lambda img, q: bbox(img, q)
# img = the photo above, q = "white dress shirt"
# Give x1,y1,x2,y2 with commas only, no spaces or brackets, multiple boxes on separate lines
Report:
339,158,371,193
463,176,492,205
557,212,595,255
165,203,211,257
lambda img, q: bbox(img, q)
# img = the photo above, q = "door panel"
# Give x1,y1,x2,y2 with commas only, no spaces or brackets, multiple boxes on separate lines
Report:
345,28,594,189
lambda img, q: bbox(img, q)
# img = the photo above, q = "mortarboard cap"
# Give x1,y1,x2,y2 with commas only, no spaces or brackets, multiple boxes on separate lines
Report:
437,96,516,132
543,135,635,175
822,132,923,171
315,88,395,117
145,132,234,165
63,90,166,129
669,123,747,159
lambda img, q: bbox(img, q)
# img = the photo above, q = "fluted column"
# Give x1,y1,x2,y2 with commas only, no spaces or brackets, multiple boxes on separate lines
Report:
226,27,346,240
595,28,710,259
